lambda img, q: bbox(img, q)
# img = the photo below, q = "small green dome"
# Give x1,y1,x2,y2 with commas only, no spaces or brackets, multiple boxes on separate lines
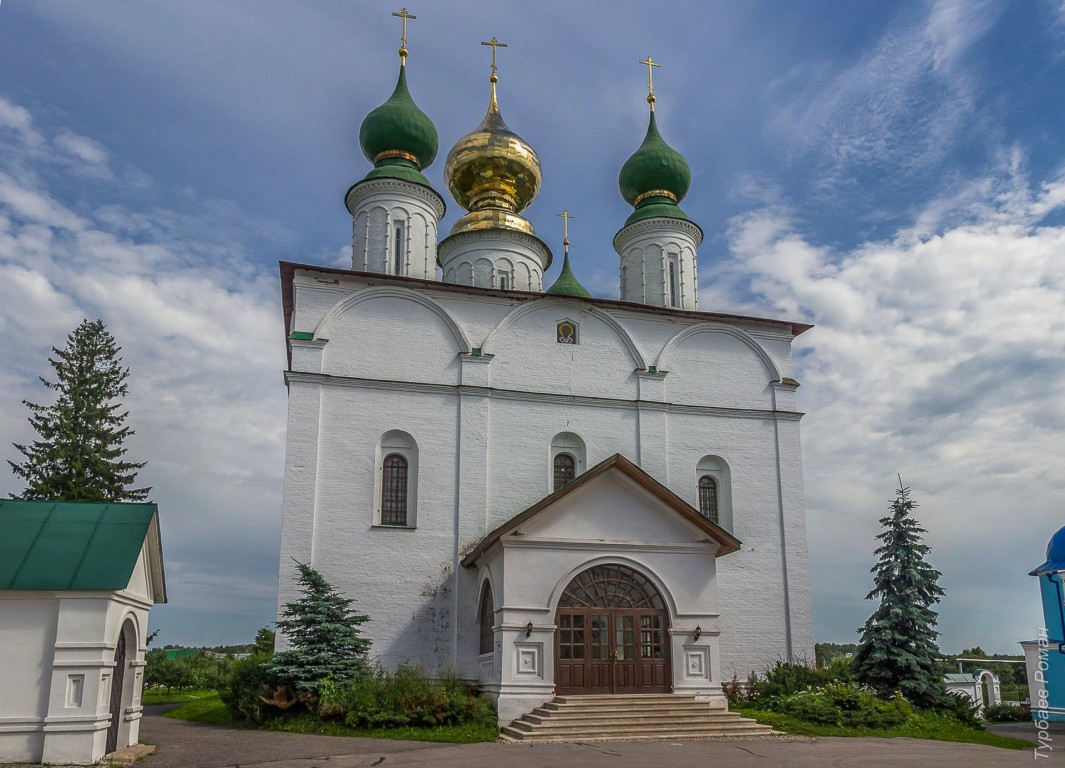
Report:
618,111,690,209
546,252,591,298
359,65,439,178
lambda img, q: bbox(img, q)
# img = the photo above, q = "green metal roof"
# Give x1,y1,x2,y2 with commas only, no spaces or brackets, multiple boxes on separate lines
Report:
546,252,592,298
618,111,691,207
0,500,159,591
360,64,439,172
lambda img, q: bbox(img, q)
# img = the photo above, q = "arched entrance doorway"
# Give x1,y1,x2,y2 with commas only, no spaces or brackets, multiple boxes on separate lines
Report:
106,620,135,754
555,564,670,695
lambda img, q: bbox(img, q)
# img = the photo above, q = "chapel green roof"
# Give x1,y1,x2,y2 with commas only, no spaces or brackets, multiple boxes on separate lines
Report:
618,111,691,222
359,64,439,184
0,500,160,592
546,252,591,298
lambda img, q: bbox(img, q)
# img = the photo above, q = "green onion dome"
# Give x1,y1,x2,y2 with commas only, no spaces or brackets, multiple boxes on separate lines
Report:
359,65,439,185
618,111,691,223
546,252,591,298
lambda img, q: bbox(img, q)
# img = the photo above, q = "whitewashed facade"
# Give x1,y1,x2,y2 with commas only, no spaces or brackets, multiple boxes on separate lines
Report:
277,263,812,721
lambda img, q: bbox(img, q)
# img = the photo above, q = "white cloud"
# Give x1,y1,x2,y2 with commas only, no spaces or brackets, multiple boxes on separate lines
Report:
53,130,112,177
0,95,42,145
706,163,1065,649
769,0,997,190
0,97,287,646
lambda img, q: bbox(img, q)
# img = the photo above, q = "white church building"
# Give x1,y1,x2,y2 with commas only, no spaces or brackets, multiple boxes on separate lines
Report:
277,25,812,723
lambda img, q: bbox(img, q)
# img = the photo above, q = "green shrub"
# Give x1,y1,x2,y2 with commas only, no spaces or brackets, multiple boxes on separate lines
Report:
219,654,281,724
317,665,494,729
940,691,983,729
984,704,1028,723
773,682,912,728
760,660,825,699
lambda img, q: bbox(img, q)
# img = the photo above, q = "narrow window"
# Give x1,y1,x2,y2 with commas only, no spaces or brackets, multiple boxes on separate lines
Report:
393,223,406,275
553,453,576,491
479,585,494,655
381,453,408,525
621,265,628,297
698,475,718,523
668,260,678,307
499,274,509,290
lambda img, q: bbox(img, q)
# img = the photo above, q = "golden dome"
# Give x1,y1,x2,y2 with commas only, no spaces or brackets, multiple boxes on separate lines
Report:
444,81,541,236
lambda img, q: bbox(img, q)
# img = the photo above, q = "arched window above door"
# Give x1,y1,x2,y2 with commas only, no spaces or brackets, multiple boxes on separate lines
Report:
558,564,665,609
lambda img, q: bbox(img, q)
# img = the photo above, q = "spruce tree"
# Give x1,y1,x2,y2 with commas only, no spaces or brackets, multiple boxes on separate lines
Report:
9,319,150,501
853,478,949,708
268,562,370,692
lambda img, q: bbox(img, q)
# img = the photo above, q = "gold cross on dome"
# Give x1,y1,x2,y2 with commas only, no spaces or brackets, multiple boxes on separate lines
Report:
558,210,574,248
392,8,416,59
481,36,508,80
640,55,661,108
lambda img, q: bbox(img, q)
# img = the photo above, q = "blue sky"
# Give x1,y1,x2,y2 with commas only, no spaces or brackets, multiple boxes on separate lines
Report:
2,0,1064,654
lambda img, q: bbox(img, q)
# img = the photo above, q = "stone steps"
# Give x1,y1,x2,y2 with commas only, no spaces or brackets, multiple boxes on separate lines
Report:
501,694,775,742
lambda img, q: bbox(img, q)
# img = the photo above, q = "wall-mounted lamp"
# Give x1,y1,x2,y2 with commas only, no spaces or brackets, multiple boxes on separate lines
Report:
693,625,702,641
525,621,534,638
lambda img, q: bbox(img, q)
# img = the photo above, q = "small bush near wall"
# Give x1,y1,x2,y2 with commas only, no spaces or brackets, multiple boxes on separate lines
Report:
221,659,494,731
219,655,281,724
984,703,1030,722
318,665,495,729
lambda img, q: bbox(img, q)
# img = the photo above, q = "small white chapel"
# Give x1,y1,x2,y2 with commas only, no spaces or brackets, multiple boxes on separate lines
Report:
276,15,812,725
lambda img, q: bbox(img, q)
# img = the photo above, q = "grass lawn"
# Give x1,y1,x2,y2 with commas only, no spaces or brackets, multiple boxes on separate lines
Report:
163,693,498,743
739,709,1032,750
143,688,219,706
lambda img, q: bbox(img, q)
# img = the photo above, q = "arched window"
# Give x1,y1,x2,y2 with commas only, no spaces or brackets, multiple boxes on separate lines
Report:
381,453,408,525
698,475,718,523
549,432,586,493
478,583,495,655
374,430,418,528
554,453,576,491
695,455,732,531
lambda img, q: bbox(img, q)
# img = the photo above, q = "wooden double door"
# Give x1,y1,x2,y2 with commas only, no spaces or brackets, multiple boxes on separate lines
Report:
556,608,670,694
554,563,672,695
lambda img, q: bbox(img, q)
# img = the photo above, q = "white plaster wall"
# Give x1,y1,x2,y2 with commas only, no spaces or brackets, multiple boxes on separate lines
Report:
485,303,642,401
347,179,442,280
0,584,151,765
438,231,549,292
0,597,56,762
615,219,701,310
663,331,776,409
319,295,464,384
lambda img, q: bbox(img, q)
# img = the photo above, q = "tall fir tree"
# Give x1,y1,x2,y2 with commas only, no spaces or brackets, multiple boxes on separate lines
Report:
268,561,370,692
853,479,949,708
9,319,150,501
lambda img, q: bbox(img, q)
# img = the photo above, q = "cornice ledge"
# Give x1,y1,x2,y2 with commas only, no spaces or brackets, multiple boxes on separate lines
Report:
345,177,446,219
613,217,704,250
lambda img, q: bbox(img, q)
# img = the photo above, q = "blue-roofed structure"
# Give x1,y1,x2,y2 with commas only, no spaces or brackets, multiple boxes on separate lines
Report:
1022,525,1065,724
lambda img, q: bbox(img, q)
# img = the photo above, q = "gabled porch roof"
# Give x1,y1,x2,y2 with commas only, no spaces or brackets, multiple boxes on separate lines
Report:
461,453,741,568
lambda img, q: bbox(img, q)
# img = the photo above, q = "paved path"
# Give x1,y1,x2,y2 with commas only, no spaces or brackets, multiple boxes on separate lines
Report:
136,708,1063,768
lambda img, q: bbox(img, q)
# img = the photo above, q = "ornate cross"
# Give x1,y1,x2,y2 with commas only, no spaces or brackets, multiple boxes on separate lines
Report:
392,8,416,59
481,37,508,81
640,55,661,108
558,210,574,248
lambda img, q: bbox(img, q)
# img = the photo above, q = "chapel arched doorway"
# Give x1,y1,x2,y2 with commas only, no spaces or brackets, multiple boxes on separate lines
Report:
106,619,135,754
555,564,670,695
